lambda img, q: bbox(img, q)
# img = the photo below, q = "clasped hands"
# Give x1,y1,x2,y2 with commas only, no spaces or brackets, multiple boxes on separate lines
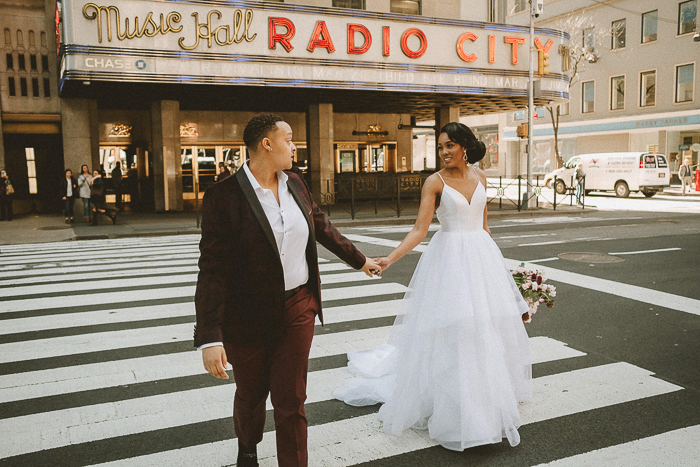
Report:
361,257,393,277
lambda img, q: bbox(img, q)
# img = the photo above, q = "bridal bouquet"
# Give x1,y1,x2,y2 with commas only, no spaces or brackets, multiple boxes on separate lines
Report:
512,264,556,323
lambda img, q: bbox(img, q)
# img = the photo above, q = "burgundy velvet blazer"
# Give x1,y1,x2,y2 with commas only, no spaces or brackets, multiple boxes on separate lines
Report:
193,168,366,347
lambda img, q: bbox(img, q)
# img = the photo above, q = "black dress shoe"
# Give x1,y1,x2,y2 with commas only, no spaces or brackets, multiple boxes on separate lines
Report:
237,443,258,467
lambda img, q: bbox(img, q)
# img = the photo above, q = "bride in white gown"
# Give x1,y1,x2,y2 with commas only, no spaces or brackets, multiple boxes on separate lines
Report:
333,122,532,451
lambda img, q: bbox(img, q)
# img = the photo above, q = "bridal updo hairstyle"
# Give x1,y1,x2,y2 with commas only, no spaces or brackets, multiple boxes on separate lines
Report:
440,122,486,164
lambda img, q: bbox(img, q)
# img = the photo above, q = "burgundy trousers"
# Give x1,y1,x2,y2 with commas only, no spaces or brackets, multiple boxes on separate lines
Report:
224,286,319,467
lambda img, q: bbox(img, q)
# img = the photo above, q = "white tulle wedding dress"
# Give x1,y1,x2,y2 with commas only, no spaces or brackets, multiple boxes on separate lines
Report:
332,171,532,450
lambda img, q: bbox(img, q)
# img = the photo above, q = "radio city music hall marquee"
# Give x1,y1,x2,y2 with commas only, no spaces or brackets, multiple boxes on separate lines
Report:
60,0,570,99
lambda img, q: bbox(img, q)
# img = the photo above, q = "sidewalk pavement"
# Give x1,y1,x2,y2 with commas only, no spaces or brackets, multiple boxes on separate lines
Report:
661,185,700,197
0,199,592,246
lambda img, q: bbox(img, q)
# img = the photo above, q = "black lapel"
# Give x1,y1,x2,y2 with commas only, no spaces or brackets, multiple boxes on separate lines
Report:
236,167,280,262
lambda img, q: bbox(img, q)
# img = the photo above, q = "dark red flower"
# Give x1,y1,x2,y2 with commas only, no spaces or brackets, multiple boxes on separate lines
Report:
531,273,537,280
537,276,542,285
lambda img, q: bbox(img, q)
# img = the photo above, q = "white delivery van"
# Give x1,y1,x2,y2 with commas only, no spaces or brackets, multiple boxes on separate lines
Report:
544,152,670,198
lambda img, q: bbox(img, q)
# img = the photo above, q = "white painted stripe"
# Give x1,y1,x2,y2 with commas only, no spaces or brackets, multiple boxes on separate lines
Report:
532,425,700,467
0,235,200,253
527,257,561,263
0,245,200,266
343,234,426,252
0,264,197,287
0,323,387,368
320,271,381,285
0,253,201,273
322,300,402,325
518,237,598,246
609,247,682,255
0,259,199,281
497,233,555,239
0,273,198,298
83,361,681,467
0,303,195,336
318,263,351,272
322,283,407,302
0,240,200,259
0,285,196,313
0,336,578,403
504,259,700,316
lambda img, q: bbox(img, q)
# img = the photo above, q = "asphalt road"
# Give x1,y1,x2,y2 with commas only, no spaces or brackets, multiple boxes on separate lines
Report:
337,209,700,465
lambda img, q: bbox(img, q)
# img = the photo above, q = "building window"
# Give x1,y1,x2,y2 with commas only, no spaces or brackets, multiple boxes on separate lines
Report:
43,77,50,97
41,54,49,71
559,102,570,116
16,30,23,46
676,63,695,102
611,75,625,110
18,54,25,70
19,77,27,96
30,54,37,71
583,28,595,50
3,28,10,45
640,70,656,106
391,0,420,15
31,77,39,97
642,10,658,43
8,77,16,96
582,81,595,113
611,19,626,49
5,53,13,70
25,148,38,194
678,0,697,35
333,0,365,9
513,0,527,13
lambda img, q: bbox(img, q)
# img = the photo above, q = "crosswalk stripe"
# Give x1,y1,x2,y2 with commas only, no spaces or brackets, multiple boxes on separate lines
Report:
0,336,601,459
0,252,201,273
79,361,682,467
0,245,200,266
0,336,583,404
531,424,700,466
0,265,200,287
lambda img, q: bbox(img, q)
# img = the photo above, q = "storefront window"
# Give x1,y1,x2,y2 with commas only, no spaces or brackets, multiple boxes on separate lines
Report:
340,150,355,172
99,147,127,176
474,126,499,170
512,0,527,14
640,70,656,107
675,63,694,103
642,10,658,43
371,147,385,172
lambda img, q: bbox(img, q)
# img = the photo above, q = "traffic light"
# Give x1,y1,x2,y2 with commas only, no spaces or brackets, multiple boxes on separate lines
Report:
537,51,550,76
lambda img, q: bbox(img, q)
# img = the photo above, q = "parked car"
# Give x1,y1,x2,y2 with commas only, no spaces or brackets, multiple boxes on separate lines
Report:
544,152,670,198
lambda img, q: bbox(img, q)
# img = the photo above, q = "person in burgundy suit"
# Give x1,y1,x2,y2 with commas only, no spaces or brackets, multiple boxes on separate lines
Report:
194,114,380,467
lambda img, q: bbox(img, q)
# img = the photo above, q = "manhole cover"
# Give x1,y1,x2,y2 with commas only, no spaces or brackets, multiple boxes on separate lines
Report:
558,252,625,263
33,226,72,231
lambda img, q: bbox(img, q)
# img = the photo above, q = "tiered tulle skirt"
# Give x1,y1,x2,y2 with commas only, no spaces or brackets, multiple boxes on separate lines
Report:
333,229,532,450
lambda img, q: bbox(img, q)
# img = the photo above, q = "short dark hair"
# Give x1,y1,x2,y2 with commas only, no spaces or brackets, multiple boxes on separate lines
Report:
243,114,284,150
440,122,486,164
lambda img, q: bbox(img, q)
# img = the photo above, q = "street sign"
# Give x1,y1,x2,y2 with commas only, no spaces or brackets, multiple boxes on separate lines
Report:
679,144,691,150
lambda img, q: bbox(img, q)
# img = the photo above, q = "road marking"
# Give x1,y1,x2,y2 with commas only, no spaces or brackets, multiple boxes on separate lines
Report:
518,237,601,246
82,361,680,467
532,424,700,467
504,259,700,316
526,257,561,263
497,233,556,239
0,259,199,281
609,247,682,255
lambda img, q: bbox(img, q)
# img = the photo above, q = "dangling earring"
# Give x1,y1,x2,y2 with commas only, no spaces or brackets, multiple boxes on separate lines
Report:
463,150,468,163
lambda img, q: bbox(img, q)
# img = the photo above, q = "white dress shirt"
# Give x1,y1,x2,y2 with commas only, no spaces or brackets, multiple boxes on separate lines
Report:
199,163,310,350
66,179,73,197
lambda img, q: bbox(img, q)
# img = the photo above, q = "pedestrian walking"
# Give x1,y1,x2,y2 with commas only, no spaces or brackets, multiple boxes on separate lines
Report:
0,169,13,221
334,122,532,451
216,162,231,182
112,161,123,210
194,114,380,467
61,169,79,224
90,170,116,225
78,164,93,223
575,163,586,204
679,158,694,195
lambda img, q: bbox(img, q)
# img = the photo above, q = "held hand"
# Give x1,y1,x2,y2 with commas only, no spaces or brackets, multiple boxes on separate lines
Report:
361,258,382,277
202,346,229,379
374,257,393,271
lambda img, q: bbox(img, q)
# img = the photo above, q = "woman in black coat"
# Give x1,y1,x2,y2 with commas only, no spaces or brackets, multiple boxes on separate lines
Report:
61,169,79,223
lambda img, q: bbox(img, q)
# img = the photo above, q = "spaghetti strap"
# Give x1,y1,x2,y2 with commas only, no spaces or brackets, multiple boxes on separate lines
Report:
436,172,445,185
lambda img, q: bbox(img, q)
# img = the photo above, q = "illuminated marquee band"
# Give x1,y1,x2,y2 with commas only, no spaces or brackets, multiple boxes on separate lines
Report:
61,0,570,99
